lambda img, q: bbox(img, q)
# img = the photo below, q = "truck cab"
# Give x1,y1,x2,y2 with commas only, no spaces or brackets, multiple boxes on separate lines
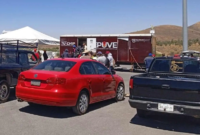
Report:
0,49,38,103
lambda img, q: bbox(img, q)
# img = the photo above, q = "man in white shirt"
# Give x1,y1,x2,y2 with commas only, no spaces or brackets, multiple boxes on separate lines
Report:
83,42,87,51
97,51,107,65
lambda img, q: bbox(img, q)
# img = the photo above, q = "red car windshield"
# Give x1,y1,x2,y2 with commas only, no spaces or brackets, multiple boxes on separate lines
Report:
33,60,76,72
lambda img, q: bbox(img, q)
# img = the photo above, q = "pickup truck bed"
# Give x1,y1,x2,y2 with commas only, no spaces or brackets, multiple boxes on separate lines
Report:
131,73,200,104
129,57,200,117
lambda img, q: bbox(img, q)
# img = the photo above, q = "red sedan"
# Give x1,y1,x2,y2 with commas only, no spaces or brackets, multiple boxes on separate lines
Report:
16,58,125,115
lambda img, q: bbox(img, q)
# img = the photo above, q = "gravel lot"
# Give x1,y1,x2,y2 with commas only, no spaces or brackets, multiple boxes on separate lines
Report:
0,71,200,135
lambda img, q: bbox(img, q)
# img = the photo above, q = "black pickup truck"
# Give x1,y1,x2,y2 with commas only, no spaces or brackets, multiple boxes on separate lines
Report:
0,49,38,103
129,57,200,118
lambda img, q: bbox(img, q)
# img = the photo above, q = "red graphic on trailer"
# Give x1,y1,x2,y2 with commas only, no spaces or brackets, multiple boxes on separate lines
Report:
102,41,106,48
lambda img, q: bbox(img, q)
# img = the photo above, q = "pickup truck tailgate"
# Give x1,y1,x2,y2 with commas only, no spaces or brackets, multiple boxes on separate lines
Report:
131,76,200,103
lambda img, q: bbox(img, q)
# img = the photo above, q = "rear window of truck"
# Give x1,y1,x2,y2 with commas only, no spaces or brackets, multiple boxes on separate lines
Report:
150,59,200,73
33,60,76,72
151,59,170,72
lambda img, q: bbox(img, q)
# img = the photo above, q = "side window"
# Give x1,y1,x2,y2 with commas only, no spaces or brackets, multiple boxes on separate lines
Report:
79,65,85,74
79,62,96,75
184,60,200,73
93,62,111,75
19,53,29,66
1,52,17,64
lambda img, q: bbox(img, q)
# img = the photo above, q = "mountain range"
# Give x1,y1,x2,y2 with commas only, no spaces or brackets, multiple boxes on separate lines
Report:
128,22,200,41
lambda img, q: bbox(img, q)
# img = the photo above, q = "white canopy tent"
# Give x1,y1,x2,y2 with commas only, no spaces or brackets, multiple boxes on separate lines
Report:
0,26,59,46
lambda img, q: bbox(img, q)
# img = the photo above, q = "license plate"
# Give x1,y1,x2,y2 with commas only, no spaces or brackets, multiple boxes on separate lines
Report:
31,80,41,86
158,103,174,112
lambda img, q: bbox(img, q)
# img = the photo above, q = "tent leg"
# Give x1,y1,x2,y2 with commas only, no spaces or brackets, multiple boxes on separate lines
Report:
17,40,19,63
0,44,2,64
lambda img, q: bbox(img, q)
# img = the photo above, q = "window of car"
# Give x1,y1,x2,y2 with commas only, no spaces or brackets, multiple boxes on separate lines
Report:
19,53,29,66
150,59,170,72
183,60,200,73
79,62,96,75
0,52,17,64
33,60,76,72
92,62,111,75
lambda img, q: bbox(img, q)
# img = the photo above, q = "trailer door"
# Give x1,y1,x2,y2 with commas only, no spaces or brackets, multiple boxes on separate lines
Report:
87,38,96,51
117,38,129,61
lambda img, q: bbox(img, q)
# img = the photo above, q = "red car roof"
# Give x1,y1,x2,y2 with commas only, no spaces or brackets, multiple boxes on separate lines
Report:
48,58,94,62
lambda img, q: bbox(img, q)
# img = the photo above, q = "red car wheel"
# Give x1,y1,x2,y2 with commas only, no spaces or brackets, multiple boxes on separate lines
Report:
72,91,89,115
115,83,125,101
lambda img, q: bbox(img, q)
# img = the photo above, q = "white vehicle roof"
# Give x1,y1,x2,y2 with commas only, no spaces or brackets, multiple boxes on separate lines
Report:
182,50,200,54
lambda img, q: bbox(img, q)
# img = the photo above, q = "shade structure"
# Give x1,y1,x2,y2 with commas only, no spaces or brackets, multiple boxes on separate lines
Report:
0,26,59,46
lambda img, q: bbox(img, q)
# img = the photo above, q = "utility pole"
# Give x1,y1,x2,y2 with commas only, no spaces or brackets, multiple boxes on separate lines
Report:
183,0,188,51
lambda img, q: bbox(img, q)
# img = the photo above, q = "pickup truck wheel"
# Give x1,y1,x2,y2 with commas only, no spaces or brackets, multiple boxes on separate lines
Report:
137,109,148,118
72,91,89,115
0,81,10,103
115,83,125,101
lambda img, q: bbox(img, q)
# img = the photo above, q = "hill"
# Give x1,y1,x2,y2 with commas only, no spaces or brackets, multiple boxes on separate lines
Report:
128,22,200,41
189,22,200,32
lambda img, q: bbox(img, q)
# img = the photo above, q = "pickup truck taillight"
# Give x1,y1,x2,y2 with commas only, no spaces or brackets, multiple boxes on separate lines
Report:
46,77,66,85
129,78,134,89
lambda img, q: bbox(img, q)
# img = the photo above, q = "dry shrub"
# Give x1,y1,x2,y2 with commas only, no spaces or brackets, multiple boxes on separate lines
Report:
156,43,200,56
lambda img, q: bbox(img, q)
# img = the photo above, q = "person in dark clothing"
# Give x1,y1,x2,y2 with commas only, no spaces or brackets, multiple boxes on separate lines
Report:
144,53,154,71
62,49,70,58
43,50,48,60
72,45,83,58
72,45,78,58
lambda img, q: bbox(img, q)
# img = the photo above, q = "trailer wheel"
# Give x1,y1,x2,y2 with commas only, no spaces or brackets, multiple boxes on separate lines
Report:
0,81,10,103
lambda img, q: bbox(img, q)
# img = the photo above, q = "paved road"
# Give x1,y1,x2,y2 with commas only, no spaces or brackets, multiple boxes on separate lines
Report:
0,71,200,135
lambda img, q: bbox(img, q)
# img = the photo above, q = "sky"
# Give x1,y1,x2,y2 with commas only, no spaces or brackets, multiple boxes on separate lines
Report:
0,0,200,39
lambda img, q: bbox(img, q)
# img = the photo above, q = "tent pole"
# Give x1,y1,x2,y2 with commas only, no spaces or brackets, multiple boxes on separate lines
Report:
17,40,19,63
0,44,2,64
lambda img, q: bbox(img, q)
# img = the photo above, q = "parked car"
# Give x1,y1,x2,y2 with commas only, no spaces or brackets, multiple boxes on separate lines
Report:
16,58,125,115
129,57,200,118
180,50,200,60
0,49,38,103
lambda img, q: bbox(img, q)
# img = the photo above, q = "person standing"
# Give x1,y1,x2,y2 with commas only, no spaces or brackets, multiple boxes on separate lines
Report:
32,48,40,61
82,42,87,52
43,50,48,60
62,49,70,58
144,53,154,71
88,51,94,59
73,45,82,58
105,51,114,71
96,51,106,65
37,50,41,62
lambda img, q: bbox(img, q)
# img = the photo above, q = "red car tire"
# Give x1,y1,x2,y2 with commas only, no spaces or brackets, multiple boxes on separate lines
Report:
72,91,89,115
115,83,125,101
